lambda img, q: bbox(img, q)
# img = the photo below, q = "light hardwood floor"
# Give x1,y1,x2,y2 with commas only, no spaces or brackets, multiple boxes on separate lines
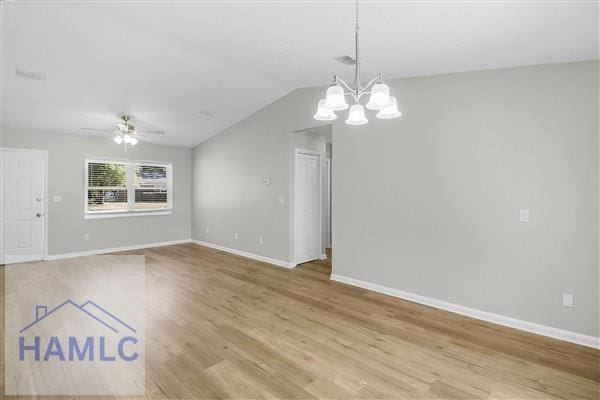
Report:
1,243,599,399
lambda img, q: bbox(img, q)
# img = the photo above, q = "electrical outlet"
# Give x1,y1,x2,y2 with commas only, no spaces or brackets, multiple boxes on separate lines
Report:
259,237,264,245
234,232,239,240
562,293,574,308
84,233,90,241
519,209,530,223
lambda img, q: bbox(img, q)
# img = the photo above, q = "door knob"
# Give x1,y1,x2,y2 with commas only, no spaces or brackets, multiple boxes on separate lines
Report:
36,213,43,218
36,197,42,202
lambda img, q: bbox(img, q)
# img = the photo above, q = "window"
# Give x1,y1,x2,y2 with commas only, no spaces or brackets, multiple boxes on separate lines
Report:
85,159,172,217
135,165,168,210
87,162,128,212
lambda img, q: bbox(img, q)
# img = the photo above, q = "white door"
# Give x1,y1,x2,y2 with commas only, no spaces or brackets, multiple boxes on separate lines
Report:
1,149,46,264
295,152,321,264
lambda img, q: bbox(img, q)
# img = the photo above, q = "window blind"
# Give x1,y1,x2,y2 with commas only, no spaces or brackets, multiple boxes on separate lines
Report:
87,162,128,212
85,159,172,214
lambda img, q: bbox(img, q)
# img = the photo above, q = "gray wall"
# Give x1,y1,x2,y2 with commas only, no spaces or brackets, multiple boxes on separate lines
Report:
1,127,192,255
333,61,599,337
192,88,325,263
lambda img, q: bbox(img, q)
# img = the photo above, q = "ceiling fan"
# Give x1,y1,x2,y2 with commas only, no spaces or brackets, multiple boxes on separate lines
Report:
81,115,165,147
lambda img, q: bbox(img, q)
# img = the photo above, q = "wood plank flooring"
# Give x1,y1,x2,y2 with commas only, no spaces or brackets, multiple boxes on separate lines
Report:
1,243,599,399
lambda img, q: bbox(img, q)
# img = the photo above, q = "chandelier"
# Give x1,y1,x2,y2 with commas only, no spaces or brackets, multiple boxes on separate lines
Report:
313,0,401,125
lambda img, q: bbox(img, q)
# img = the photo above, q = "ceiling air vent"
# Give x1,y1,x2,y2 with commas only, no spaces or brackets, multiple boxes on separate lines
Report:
15,68,47,82
334,55,356,66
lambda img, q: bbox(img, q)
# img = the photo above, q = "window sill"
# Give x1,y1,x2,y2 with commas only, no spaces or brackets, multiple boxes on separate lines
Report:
84,210,172,219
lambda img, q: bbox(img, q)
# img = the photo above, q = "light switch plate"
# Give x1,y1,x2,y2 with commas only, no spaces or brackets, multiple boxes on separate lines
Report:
278,196,285,205
519,209,530,222
53,195,62,203
562,293,574,308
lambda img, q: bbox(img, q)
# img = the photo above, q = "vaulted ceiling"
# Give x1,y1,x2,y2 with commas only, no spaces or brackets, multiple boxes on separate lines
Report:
2,1,598,147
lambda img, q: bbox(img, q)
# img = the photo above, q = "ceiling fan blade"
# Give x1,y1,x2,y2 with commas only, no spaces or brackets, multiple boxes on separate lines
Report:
137,130,166,135
81,128,114,132
135,135,154,142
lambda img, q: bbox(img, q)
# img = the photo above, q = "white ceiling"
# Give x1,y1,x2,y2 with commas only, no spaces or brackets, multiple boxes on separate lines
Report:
2,1,598,147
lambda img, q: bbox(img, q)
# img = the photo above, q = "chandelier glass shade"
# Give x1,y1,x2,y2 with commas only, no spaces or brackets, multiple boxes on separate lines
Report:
345,104,368,125
365,83,393,110
313,0,401,125
324,85,349,110
313,99,338,121
376,97,402,119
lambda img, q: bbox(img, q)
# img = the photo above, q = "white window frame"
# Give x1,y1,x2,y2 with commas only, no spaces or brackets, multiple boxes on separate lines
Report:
84,158,173,219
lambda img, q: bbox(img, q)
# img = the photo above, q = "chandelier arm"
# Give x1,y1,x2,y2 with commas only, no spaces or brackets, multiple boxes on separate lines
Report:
337,77,355,93
360,75,382,94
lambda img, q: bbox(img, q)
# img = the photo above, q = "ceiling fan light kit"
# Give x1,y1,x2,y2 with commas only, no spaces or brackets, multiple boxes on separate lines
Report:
116,132,138,146
112,116,139,147
314,0,402,125
82,115,165,148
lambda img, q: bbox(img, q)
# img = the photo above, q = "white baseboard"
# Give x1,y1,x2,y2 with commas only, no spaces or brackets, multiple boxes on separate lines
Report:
2,254,45,265
191,239,296,269
44,239,192,261
319,254,328,260
330,274,600,349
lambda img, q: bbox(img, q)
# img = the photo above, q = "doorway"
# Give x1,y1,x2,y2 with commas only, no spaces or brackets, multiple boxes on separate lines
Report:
294,149,322,264
0,148,47,264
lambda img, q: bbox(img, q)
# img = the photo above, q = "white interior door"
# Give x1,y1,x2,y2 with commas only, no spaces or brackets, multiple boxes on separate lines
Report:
295,152,321,264
1,149,46,264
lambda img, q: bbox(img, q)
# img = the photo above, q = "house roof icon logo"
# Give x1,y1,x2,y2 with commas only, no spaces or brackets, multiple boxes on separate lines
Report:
20,300,136,334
